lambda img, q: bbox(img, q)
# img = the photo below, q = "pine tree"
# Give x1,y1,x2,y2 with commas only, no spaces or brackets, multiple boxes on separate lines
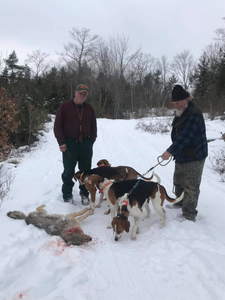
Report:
0,87,20,160
4,51,25,82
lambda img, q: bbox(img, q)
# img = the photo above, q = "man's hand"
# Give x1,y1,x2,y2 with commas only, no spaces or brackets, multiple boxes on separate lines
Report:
161,151,172,160
60,144,67,152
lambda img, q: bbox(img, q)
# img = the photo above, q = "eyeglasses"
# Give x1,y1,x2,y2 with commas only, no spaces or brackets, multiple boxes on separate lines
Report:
79,92,88,96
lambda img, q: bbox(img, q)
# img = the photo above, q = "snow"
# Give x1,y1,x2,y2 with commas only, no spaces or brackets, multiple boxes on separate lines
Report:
0,116,225,300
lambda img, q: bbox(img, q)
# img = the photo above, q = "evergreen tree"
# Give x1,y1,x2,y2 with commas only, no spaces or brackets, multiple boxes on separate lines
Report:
4,51,25,82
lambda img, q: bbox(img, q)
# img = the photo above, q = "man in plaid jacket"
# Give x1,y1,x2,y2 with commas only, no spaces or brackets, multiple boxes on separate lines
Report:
161,85,208,222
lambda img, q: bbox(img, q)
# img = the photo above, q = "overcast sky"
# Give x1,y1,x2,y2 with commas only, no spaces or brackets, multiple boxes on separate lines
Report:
0,0,225,66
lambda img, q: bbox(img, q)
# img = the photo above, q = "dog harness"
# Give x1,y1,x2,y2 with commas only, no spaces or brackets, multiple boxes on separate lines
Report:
116,213,128,220
98,180,111,193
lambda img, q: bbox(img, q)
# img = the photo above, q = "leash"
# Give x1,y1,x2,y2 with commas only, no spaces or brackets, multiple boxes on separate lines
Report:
141,156,172,177
128,156,172,196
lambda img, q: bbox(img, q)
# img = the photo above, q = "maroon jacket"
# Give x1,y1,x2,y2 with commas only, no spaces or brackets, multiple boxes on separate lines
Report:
54,100,97,145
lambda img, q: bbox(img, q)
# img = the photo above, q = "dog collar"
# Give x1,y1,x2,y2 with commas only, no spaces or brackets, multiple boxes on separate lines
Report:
79,172,84,182
117,213,128,221
99,181,111,193
122,199,129,206
99,164,105,167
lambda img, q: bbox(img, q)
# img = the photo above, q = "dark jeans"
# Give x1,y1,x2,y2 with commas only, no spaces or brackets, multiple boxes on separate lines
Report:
173,159,205,219
61,138,93,198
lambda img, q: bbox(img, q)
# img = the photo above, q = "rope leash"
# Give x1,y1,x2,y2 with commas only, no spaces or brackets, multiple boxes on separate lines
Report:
141,156,172,177
128,156,172,196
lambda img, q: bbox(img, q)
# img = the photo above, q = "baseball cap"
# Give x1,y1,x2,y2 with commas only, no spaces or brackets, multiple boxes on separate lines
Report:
76,84,89,94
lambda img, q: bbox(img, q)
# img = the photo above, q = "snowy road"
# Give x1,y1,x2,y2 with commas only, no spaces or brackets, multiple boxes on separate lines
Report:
0,117,225,300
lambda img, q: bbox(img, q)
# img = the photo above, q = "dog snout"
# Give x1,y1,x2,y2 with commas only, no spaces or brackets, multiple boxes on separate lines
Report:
115,236,119,241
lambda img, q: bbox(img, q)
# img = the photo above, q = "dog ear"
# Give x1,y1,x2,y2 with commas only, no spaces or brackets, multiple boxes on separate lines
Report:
74,171,81,181
111,217,117,228
97,159,111,167
97,160,103,167
124,220,130,233
105,159,111,167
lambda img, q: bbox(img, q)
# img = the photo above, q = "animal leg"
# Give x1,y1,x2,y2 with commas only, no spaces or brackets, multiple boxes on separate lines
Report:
84,182,96,211
107,205,117,229
104,208,110,215
77,209,94,222
143,201,150,220
96,192,104,208
131,216,141,240
36,205,47,214
66,208,90,218
152,199,166,228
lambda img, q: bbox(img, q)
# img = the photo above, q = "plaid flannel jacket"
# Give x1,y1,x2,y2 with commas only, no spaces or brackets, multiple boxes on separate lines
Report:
167,101,208,163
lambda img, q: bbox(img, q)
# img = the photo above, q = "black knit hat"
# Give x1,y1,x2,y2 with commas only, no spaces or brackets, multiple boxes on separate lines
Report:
172,85,190,101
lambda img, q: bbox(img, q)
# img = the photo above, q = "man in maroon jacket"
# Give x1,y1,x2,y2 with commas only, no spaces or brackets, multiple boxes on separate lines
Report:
54,84,97,205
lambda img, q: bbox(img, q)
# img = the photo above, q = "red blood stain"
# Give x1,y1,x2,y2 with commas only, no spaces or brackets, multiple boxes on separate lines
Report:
42,239,67,256
19,294,23,299
64,227,83,235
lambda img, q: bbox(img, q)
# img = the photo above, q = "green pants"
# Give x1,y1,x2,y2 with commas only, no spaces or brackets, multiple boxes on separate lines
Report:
62,138,93,198
173,159,205,219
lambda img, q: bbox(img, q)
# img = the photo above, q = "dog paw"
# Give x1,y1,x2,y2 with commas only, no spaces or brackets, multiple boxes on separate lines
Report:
131,236,137,240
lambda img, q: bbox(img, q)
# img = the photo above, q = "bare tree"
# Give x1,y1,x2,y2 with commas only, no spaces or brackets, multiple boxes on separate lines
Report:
171,50,194,88
156,55,170,88
59,27,100,83
127,53,156,113
214,17,225,45
106,34,141,118
0,52,3,72
25,49,50,77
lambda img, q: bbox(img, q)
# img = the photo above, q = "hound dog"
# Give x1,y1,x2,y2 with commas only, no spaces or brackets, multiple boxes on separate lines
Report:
96,159,111,206
74,165,157,211
85,172,160,228
97,159,111,167
7,205,93,246
96,177,184,240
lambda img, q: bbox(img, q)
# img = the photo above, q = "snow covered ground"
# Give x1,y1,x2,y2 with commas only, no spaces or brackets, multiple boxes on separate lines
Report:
0,116,225,300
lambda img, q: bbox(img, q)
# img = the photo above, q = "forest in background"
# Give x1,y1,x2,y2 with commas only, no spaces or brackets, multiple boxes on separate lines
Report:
0,19,225,159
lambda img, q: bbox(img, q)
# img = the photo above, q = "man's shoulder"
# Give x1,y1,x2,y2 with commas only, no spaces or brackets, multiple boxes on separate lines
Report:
84,102,95,111
85,101,93,108
59,99,73,109
62,99,73,105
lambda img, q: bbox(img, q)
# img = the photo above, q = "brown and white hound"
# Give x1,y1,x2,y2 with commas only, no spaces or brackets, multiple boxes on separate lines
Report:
96,177,184,240
74,164,157,211
96,159,111,205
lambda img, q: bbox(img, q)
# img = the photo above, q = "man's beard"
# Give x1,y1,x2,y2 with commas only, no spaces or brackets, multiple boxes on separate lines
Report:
175,108,185,117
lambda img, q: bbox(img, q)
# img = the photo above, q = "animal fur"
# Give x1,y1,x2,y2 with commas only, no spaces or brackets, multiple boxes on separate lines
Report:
84,172,160,228
97,177,184,240
96,159,111,207
74,165,157,211
97,159,111,167
7,205,93,246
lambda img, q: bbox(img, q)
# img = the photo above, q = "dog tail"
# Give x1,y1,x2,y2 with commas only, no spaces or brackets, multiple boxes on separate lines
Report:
161,185,184,203
141,171,161,184
7,211,26,220
153,172,161,184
